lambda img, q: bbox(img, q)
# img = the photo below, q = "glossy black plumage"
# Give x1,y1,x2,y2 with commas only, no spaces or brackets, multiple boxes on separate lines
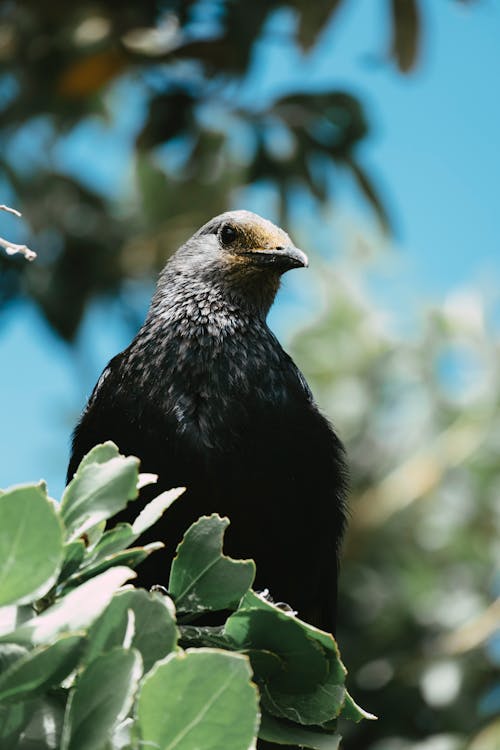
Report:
67,211,347,632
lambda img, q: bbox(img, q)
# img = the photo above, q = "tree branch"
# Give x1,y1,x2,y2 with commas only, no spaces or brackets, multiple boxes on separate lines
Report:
0,204,37,261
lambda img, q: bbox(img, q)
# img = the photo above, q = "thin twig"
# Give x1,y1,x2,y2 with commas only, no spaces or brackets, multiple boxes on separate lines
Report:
0,204,37,261
0,204,22,218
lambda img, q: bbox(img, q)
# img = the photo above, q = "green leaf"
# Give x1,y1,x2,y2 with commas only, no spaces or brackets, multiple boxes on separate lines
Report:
0,634,85,703
0,699,33,747
109,718,133,750
0,643,28,673
260,669,345,725
242,648,284,680
169,515,255,613
136,472,158,490
131,486,185,537
70,442,120,474
81,520,106,551
85,589,177,673
0,606,33,639
136,648,259,750
338,691,377,722
16,694,65,749
238,591,346,682
0,484,64,606
61,447,140,541
83,525,135,567
62,543,163,591
81,487,184,570
259,713,341,749
3,567,135,647
61,647,142,750
225,607,329,693
58,541,87,583
226,591,349,725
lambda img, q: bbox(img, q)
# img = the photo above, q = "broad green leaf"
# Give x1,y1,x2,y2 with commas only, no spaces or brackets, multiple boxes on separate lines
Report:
131,487,185,537
338,691,376,722
136,648,259,750
109,717,133,750
260,669,346,725
0,699,33,747
62,543,163,591
16,694,65,749
225,607,328,693
239,591,344,662
0,484,64,606
0,606,33,638
228,591,349,725
238,590,346,681
136,472,158,490
169,515,255,613
83,525,135,567
3,567,135,647
0,607,19,638
70,442,120,475
58,541,86,583
61,647,142,750
81,520,106,551
81,488,184,571
259,713,341,749
243,648,284,681
0,634,85,703
61,451,140,541
0,643,28,673
85,589,177,672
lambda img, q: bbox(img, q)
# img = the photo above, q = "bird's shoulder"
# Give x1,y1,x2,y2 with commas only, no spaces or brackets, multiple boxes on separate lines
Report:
84,350,127,411
252,327,314,404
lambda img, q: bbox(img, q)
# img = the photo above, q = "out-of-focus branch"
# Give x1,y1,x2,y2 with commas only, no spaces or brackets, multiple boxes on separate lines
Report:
0,205,37,261
352,412,491,528
439,597,500,654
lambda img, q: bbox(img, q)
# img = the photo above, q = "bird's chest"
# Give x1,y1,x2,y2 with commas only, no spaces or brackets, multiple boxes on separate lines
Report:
141,329,290,451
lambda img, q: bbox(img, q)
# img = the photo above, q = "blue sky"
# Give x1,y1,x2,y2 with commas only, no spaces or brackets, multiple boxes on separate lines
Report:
1,1,499,497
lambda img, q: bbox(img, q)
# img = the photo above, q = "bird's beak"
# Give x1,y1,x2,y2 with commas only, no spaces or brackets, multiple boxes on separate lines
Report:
246,246,309,272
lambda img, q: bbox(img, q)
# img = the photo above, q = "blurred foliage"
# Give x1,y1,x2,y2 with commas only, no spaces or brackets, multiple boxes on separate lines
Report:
0,0,468,340
289,232,500,750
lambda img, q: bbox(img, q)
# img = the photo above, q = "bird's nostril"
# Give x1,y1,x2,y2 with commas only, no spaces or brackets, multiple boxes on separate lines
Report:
275,246,284,251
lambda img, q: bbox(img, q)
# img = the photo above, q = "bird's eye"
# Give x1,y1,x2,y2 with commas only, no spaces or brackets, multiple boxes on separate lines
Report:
220,224,238,246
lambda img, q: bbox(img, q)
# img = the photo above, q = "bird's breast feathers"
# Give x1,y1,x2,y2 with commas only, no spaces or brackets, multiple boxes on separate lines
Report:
113,318,311,452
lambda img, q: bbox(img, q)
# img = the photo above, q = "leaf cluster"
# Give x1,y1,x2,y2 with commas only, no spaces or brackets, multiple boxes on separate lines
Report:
0,442,373,749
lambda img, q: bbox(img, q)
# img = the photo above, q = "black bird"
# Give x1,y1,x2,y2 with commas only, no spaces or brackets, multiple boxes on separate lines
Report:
67,210,347,632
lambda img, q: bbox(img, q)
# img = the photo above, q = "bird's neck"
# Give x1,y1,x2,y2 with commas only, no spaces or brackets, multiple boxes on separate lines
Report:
126,273,288,443
144,270,278,338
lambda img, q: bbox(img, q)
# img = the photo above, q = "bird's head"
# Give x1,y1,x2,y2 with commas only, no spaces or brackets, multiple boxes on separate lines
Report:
193,210,308,274
164,210,308,316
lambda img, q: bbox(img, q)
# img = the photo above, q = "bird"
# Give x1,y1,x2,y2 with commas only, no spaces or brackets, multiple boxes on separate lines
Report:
67,210,347,633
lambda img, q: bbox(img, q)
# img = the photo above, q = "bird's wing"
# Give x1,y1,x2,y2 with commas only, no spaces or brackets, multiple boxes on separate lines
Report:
66,351,126,482
279,348,348,632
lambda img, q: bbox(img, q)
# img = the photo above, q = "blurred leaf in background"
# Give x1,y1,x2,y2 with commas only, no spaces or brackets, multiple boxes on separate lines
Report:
289,224,500,750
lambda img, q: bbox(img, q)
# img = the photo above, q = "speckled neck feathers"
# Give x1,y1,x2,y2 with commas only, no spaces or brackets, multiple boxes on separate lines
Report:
124,261,291,450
